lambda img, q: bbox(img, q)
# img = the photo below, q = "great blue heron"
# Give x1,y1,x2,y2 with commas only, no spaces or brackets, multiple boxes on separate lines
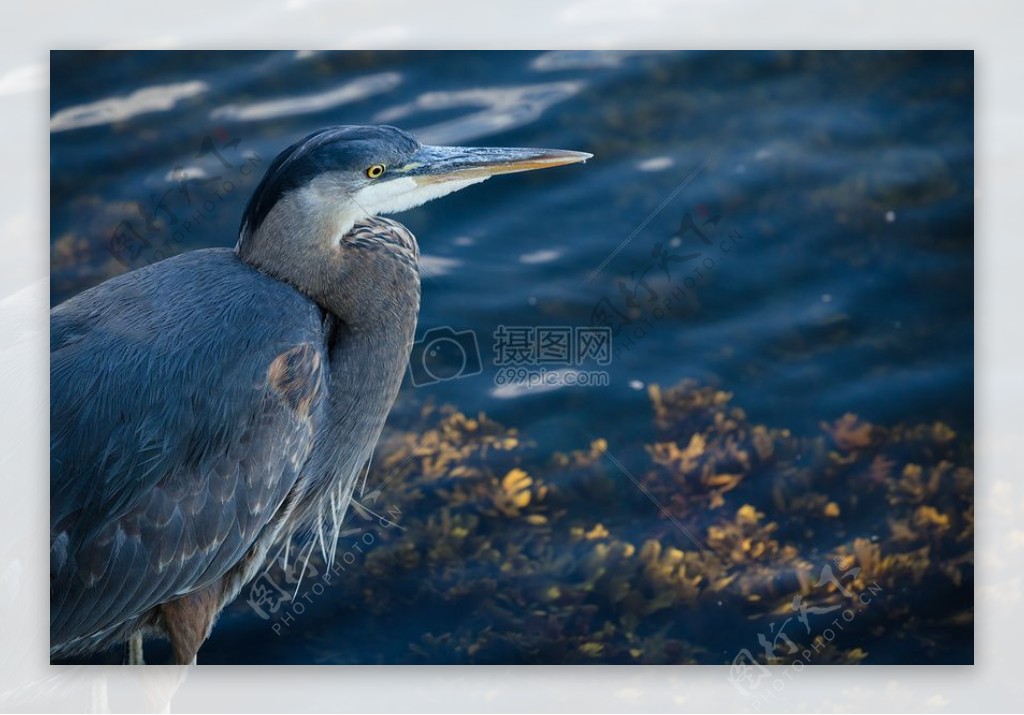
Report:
50,125,590,664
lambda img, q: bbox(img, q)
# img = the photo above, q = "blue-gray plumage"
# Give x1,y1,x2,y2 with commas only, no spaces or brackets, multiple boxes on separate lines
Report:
50,125,590,664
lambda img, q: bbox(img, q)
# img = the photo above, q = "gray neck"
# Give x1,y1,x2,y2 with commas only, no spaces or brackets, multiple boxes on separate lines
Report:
303,308,416,506
238,189,421,323
237,194,421,534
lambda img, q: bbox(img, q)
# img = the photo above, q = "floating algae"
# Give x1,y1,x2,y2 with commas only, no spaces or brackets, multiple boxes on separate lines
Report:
253,381,973,665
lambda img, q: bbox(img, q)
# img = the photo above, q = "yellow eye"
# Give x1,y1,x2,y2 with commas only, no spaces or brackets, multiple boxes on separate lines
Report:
366,164,386,179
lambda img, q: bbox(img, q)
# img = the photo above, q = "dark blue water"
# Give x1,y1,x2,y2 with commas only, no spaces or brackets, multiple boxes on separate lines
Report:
50,51,973,664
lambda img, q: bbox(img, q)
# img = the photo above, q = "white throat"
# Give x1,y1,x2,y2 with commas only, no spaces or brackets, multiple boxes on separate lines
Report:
352,175,490,217
272,174,492,248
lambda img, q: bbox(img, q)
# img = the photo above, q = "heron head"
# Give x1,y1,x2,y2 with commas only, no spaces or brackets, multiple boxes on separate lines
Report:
237,124,591,253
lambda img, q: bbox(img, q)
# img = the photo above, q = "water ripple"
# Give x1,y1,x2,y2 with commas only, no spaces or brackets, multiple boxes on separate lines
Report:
210,72,402,122
50,81,209,133
531,50,653,71
375,82,583,144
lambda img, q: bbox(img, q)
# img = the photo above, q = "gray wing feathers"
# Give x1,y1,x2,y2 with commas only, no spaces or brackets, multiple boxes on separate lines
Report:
50,249,326,653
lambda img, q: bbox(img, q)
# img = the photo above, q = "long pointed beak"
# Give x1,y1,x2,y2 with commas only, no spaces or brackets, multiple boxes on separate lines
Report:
397,144,592,184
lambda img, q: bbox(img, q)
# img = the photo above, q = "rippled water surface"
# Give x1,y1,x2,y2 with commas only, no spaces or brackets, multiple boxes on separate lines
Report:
50,51,973,665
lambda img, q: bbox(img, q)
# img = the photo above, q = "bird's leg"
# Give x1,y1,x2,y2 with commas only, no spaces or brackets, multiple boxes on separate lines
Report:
126,632,145,665
159,583,222,665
